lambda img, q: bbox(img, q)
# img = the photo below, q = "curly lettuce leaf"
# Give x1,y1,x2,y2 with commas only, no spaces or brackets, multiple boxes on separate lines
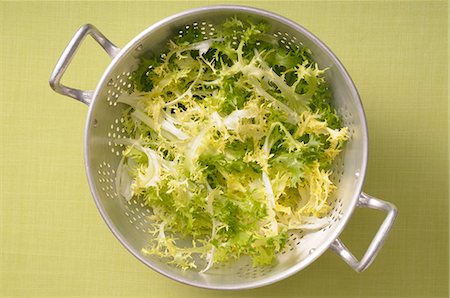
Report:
115,17,349,271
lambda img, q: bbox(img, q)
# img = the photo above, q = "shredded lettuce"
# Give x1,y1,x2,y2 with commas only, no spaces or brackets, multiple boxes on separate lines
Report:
115,17,349,271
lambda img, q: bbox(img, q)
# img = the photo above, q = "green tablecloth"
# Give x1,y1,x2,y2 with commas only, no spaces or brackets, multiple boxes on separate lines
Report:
1,1,448,297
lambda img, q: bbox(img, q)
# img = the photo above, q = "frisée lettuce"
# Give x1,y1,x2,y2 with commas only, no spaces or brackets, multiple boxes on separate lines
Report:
115,17,349,271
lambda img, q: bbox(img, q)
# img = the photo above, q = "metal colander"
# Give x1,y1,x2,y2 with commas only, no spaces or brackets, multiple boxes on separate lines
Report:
49,5,397,290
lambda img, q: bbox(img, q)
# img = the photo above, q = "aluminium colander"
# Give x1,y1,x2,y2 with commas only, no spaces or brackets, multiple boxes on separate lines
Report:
49,5,398,290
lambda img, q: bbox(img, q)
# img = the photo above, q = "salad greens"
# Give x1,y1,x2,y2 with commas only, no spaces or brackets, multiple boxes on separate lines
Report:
115,17,349,271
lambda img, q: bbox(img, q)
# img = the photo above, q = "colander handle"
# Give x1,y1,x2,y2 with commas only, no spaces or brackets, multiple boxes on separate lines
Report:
330,192,398,272
49,24,121,105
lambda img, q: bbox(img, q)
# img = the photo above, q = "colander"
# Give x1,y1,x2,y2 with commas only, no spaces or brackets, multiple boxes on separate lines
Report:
49,5,398,290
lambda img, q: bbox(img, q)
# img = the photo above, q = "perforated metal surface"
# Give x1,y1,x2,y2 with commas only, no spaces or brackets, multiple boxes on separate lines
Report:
84,6,367,289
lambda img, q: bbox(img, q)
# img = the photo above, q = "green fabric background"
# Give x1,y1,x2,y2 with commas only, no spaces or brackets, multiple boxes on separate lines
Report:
1,1,448,297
